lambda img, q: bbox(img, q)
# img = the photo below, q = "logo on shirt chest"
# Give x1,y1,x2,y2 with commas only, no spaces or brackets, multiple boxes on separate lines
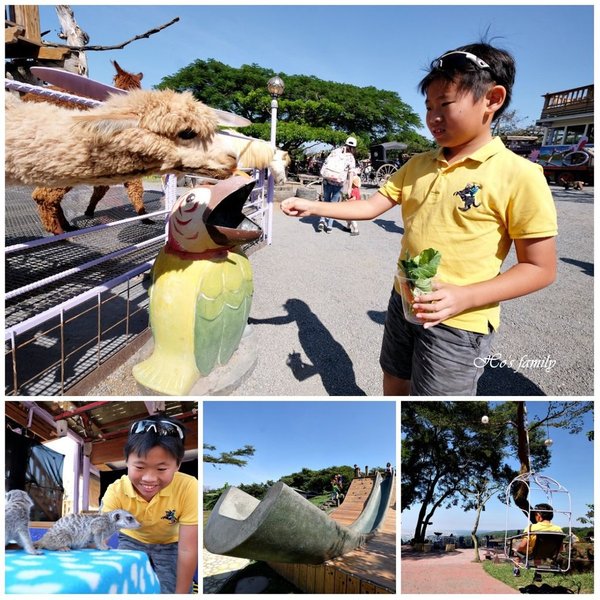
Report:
453,183,481,211
161,509,179,524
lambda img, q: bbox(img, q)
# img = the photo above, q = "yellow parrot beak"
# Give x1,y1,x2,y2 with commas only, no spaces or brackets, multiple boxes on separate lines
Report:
203,176,262,246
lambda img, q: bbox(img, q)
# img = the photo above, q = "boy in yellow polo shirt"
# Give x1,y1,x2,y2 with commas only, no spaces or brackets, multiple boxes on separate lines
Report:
282,41,557,395
513,503,564,578
101,414,198,593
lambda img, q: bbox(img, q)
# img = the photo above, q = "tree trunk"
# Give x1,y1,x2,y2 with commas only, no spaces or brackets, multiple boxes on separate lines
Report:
513,401,534,521
55,5,89,75
471,500,483,562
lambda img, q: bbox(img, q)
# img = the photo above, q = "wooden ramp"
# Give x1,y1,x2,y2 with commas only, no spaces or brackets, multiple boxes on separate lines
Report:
269,475,396,594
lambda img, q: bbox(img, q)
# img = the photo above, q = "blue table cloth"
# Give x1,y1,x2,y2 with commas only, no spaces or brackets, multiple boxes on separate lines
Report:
5,549,161,594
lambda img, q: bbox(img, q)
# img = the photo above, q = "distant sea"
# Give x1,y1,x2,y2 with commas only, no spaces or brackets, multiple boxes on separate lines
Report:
400,529,497,538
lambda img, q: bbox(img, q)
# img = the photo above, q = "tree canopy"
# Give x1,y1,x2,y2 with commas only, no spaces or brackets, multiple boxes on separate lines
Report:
156,58,433,156
203,443,255,468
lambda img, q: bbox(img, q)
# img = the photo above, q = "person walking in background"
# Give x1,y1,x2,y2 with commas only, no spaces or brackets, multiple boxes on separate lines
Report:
318,136,357,233
345,175,362,236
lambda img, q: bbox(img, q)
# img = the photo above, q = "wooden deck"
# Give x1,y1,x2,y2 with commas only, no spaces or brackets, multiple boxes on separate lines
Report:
270,476,396,593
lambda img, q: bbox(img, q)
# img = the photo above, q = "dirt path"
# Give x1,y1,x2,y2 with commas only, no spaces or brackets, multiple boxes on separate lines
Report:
401,547,519,594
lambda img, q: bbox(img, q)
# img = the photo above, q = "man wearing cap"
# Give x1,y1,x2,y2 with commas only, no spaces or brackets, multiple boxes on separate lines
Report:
318,136,357,233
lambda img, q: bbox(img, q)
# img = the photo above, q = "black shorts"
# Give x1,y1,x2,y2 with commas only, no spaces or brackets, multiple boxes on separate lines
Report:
379,288,494,395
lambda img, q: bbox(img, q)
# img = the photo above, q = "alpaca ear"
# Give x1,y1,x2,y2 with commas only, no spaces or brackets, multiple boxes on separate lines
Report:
73,111,140,135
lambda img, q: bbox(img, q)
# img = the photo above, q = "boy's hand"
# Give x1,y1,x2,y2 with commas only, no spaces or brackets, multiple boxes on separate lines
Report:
281,197,314,217
412,281,472,329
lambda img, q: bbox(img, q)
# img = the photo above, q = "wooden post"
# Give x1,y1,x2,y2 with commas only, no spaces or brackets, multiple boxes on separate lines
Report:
10,5,41,42
55,5,89,75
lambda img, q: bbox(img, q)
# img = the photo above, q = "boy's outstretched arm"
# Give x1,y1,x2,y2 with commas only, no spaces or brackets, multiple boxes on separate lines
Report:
281,191,397,221
413,236,557,328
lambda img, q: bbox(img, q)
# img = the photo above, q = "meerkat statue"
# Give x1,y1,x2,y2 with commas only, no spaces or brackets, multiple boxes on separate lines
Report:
5,489,42,555
35,509,140,551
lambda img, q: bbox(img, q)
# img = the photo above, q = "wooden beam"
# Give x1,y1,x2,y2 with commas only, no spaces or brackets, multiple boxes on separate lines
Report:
90,428,198,465
5,401,57,442
5,25,25,44
12,5,41,43
4,39,71,60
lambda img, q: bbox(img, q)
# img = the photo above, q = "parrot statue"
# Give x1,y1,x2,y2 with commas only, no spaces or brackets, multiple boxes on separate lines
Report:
132,176,261,395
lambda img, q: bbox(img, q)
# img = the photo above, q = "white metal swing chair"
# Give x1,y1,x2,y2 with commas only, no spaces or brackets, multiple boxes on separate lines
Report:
504,472,572,578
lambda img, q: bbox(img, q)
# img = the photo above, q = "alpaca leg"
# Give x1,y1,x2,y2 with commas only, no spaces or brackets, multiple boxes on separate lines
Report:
124,179,153,223
31,187,75,235
84,185,110,217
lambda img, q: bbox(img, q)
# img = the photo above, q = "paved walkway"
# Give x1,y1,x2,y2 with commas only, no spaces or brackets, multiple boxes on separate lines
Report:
202,547,251,594
401,547,519,594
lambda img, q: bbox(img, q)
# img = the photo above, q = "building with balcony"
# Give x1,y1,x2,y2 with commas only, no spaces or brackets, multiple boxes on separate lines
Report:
536,85,594,146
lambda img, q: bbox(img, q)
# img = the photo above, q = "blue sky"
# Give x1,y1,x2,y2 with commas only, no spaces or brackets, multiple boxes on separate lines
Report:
401,401,595,538
37,4,594,137
203,400,396,489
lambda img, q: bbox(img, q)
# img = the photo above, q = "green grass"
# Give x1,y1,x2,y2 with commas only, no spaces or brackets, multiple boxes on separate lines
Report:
203,510,211,528
308,494,330,507
482,562,593,594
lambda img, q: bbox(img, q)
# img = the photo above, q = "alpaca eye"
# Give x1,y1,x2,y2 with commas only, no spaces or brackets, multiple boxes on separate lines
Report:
178,129,197,140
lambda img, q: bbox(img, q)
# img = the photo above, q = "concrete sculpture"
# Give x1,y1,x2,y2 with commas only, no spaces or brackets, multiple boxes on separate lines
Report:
132,176,261,395
204,473,394,564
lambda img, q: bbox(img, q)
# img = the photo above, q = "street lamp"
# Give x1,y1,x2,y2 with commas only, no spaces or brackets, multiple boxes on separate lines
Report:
267,75,285,147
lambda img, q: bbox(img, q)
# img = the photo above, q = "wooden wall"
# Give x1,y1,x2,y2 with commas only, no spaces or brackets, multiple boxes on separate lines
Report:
268,561,393,594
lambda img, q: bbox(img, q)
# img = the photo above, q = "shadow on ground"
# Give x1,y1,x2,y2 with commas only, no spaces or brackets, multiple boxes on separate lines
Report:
216,562,303,594
477,365,545,396
249,298,366,396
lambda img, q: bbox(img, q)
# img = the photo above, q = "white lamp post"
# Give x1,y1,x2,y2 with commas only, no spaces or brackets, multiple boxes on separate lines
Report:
267,75,285,147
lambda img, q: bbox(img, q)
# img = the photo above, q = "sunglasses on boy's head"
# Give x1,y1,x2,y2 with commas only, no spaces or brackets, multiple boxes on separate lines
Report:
130,419,184,440
432,51,495,77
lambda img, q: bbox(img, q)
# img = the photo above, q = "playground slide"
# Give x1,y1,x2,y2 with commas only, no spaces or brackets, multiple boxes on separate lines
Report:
204,472,394,565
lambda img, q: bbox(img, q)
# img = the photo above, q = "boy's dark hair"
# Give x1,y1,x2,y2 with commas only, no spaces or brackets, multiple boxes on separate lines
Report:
418,42,516,121
124,414,186,465
534,502,554,521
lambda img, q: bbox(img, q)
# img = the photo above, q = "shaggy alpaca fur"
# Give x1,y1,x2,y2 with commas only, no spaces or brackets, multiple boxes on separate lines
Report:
5,89,245,186
24,61,147,234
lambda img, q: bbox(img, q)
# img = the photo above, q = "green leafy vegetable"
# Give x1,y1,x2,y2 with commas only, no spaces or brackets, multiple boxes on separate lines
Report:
399,248,441,295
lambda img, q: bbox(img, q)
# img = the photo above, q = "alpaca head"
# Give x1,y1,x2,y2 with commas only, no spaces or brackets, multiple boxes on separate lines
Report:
111,60,143,91
5,90,274,186
67,90,241,182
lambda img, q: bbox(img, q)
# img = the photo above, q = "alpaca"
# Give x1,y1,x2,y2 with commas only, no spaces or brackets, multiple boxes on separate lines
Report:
6,89,274,187
23,61,147,234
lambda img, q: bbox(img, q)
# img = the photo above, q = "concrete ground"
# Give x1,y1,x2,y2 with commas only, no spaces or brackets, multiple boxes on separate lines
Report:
202,548,251,593
401,547,519,594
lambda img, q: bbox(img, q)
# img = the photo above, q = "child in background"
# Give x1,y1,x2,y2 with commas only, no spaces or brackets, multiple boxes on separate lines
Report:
101,414,198,594
282,41,557,396
346,175,362,236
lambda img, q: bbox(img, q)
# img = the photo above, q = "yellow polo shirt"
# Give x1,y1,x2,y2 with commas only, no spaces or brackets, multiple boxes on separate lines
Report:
524,521,564,554
101,472,198,544
379,137,558,333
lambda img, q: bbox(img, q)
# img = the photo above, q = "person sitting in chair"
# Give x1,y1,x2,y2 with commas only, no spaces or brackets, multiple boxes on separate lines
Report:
513,503,564,579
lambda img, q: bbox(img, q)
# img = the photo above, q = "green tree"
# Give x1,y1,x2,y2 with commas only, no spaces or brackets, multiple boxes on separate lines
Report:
203,443,255,467
156,59,431,156
401,401,550,544
576,504,594,527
